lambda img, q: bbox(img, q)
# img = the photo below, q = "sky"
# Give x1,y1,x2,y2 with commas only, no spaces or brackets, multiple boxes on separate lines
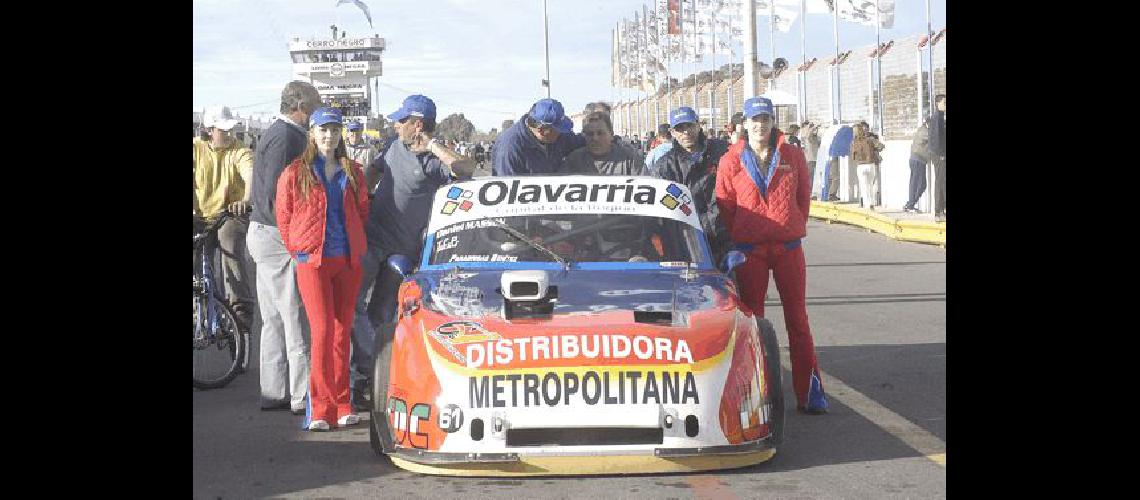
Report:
193,0,946,132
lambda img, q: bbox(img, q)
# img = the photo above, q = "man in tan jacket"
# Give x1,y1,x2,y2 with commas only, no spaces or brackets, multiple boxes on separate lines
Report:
194,105,255,325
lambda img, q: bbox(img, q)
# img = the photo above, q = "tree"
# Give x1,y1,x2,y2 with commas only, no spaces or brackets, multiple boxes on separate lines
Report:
436,113,476,143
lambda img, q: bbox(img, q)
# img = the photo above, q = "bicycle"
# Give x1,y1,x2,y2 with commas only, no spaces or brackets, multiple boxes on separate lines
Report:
193,210,251,390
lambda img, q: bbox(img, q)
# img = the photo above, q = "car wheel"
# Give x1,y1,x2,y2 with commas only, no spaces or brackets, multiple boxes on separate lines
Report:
757,318,785,447
369,322,396,456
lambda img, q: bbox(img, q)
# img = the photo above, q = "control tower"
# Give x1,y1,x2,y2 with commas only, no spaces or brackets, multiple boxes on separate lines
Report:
289,26,385,126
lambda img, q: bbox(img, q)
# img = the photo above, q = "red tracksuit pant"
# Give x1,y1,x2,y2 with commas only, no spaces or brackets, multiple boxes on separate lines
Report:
296,256,363,425
734,244,823,407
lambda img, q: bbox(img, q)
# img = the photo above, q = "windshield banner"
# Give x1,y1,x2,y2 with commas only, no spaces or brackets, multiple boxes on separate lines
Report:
427,176,703,233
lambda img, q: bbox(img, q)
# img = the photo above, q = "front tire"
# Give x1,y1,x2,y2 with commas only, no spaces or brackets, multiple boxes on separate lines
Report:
369,322,396,456
757,318,785,447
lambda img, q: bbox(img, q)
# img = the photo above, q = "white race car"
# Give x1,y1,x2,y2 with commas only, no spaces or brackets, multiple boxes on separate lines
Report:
370,176,784,476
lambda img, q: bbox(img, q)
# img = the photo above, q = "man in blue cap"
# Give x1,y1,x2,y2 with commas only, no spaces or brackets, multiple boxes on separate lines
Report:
650,106,731,264
348,94,476,410
492,98,585,176
344,120,381,192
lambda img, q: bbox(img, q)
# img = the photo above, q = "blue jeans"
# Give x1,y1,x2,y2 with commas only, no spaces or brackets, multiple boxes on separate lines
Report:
350,246,405,390
906,156,928,209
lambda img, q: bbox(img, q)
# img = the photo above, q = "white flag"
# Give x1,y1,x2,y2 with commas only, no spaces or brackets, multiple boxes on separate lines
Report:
828,0,894,29
754,1,803,33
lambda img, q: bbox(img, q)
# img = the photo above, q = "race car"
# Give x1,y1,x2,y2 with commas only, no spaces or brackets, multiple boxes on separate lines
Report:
369,175,785,476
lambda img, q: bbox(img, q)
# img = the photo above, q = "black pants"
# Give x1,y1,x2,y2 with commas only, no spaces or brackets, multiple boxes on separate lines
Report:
906,157,928,209
933,157,946,214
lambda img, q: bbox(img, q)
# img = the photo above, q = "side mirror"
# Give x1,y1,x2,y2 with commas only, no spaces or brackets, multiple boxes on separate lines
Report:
723,250,747,274
387,254,413,278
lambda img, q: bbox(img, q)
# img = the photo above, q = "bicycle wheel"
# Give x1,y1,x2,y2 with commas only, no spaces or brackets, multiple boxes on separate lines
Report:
193,290,247,390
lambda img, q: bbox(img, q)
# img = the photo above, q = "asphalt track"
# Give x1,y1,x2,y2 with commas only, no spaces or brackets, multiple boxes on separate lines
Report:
193,215,946,499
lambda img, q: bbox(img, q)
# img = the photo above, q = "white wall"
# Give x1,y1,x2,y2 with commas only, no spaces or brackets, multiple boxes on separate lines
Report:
812,127,937,213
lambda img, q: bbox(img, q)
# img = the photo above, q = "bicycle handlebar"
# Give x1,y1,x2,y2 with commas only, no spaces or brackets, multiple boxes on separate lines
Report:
194,209,251,243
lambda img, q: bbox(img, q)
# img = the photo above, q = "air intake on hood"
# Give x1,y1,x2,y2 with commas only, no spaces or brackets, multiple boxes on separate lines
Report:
634,310,673,325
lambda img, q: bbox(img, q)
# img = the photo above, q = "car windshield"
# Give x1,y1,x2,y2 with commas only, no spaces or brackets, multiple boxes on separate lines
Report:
429,213,708,266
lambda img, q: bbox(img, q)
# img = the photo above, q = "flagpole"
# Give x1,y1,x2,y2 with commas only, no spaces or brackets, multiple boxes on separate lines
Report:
680,1,687,108
726,45,733,130
543,0,551,97
666,3,673,113
624,86,633,137
800,0,807,124
833,2,842,123
710,6,717,132
769,0,777,90
665,39,671,113
690,0,697,114
926,0,935,118
651,3,660,128
867,58,875,132
743,0,758,98
915,39,924,125
875,0,884,136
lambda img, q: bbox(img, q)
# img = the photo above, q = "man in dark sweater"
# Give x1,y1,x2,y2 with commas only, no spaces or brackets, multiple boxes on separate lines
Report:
246,81,323,414
651,106,731,266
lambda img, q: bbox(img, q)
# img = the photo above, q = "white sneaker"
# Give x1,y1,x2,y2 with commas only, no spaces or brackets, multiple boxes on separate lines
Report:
308,419,330,431
338,414,361,426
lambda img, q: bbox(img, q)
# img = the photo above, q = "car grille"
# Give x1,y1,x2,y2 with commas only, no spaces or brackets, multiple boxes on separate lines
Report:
506,427,664,447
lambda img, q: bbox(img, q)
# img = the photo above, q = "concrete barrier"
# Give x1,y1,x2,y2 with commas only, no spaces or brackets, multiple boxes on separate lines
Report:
809,200,945,246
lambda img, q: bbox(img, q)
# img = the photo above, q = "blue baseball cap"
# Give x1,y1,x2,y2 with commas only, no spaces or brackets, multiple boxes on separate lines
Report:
743,97,775,119
669,107,699,128
528,98,572,133
309,107,343,128
346,121,363,131
387,94,437,122
556,116,573,134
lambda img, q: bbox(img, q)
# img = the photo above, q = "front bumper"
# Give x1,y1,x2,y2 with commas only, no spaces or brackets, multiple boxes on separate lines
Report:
385,435,777,476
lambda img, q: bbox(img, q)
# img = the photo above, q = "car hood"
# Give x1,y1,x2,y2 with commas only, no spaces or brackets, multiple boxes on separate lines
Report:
415,268,736,324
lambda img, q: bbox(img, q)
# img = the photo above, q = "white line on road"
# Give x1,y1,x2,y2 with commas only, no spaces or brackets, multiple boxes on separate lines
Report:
782,352,946,467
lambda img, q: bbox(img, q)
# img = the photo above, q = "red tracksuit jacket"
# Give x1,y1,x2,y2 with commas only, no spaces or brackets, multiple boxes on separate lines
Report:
274,158,371,268
715,133,812,245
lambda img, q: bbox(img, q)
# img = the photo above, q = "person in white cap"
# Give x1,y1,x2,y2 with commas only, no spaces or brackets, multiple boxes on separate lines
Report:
193,105,255,326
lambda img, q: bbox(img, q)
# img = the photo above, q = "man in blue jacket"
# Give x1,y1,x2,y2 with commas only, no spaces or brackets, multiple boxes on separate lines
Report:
492,98,584,176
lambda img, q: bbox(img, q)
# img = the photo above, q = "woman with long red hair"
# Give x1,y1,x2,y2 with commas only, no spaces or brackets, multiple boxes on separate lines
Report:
275,107,371,431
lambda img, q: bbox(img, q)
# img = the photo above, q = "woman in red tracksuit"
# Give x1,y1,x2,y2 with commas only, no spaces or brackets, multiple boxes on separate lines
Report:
715,97,829,414
275,107,371,431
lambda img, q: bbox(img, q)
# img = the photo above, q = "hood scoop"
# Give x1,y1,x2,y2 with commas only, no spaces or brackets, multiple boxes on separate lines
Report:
633,310,673,325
